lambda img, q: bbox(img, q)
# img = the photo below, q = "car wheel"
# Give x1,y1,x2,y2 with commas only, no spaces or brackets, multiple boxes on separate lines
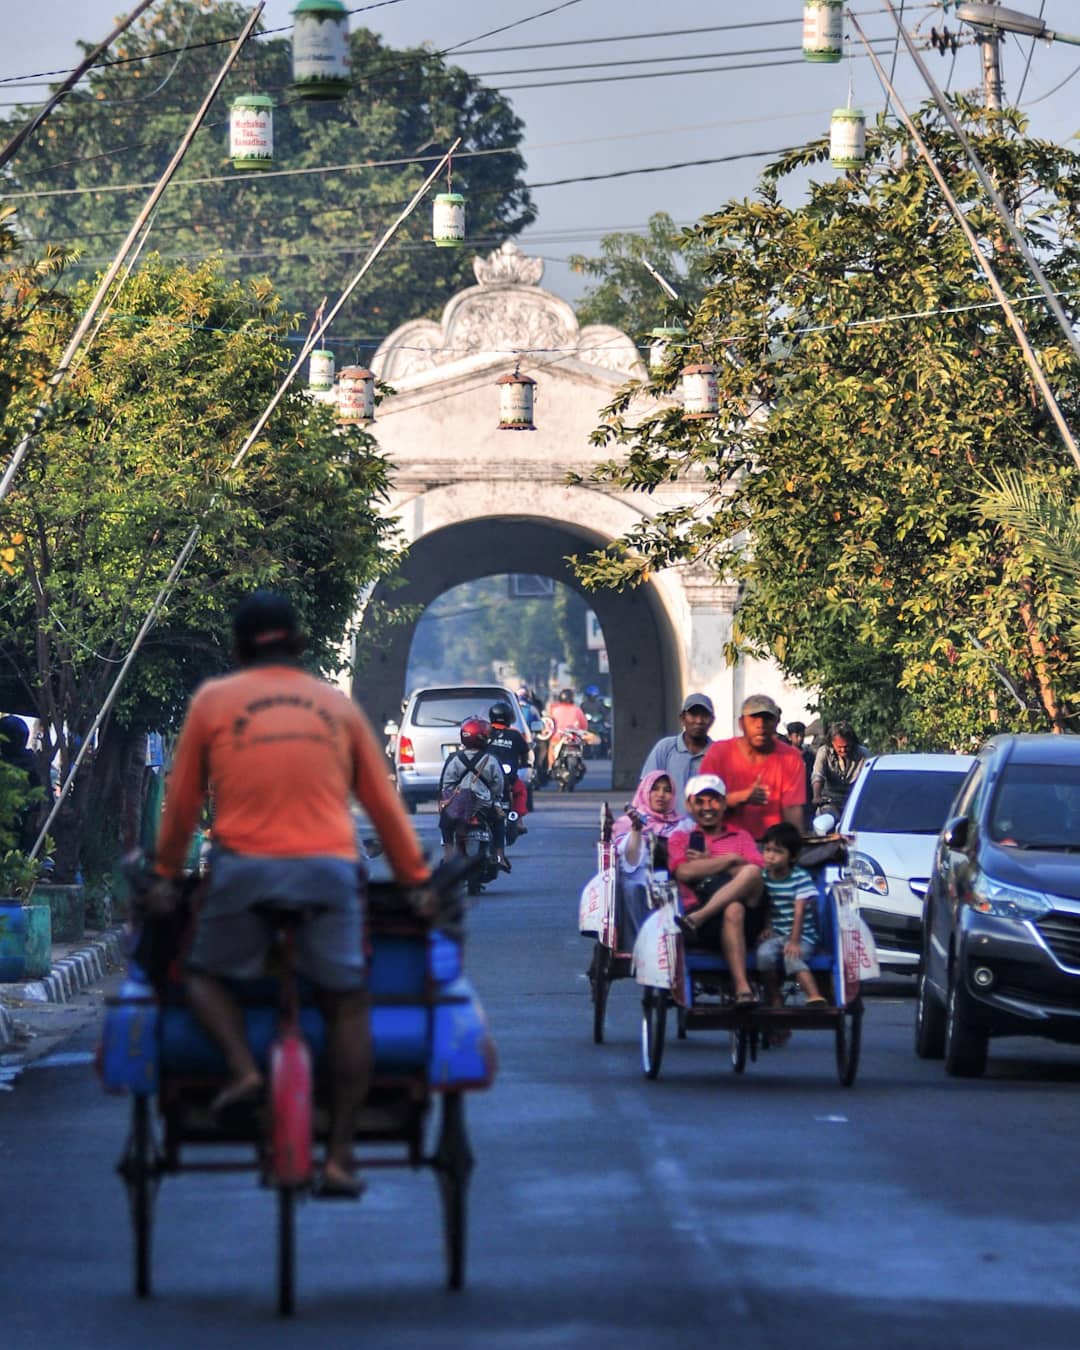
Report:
914,967,946,1060
944,975,988,1078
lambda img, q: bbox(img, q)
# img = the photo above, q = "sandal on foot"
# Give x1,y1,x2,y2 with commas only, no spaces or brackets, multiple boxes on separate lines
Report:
734,991,759,1009
805,996,828,1007
674,914,697,938
313,1169,366,1201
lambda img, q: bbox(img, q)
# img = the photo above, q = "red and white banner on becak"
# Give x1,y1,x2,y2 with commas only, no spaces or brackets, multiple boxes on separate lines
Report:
632,904,684,1002
834,883,880,1005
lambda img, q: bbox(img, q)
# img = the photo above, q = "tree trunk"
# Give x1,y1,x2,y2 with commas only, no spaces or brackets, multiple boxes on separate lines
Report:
1019,591,1066,732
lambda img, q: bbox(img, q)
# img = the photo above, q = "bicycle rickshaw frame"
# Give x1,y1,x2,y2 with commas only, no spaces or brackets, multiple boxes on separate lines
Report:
103,871,494,1317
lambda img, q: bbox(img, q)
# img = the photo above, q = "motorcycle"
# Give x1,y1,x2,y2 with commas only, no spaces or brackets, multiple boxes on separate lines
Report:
584,711,611,759
531,715,555,789
550,729,587,793
498,766,528,847
455,810,500,896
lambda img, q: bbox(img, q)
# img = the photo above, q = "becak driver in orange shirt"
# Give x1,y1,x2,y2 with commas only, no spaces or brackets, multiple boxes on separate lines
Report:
150,590,431,1198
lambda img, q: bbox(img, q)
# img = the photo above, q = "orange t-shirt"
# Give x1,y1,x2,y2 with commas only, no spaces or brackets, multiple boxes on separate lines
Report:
155,664,428,885
699,735,807,841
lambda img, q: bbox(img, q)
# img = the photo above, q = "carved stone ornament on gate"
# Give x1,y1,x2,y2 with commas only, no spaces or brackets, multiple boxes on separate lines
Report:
372,241,645,383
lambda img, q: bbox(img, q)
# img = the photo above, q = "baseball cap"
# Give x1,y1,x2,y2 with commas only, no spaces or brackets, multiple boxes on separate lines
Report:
741,693,781,719
685,773,727,800
680,693,715,715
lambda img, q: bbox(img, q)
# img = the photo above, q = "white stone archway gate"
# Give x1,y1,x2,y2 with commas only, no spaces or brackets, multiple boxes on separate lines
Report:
354,242,810,790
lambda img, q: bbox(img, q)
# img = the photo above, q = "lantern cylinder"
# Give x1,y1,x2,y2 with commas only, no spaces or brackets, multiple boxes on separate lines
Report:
803,1,844,63
830,107,867,169
292,0,350,100
497,371,537,431
433,193,466,248
681,363,719,420
648,324,687,371
229,94,274,171
309,349,335,391
336,366,375,423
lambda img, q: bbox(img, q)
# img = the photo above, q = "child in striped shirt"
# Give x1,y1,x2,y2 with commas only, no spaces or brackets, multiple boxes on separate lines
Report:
756,821,827,1013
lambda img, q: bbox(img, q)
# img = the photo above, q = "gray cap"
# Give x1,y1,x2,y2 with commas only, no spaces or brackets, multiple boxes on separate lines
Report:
680,693,715,715
741,693,781,719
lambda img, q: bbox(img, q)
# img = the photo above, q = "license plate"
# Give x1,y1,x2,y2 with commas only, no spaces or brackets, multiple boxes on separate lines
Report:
442,743,458,759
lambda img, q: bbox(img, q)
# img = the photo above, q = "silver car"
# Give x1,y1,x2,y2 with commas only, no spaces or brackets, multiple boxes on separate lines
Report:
834,752,975,972
392,685,535,811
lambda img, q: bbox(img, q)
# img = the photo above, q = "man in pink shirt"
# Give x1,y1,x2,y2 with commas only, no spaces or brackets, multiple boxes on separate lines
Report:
700,693,807,841
667,774,765,1006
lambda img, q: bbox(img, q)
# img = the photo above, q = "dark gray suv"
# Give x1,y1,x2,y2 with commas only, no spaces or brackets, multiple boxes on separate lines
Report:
916,734,1080,1077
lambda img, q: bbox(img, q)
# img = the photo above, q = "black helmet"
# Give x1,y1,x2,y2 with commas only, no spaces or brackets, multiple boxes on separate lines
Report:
559,688,575,703
489,700,513,725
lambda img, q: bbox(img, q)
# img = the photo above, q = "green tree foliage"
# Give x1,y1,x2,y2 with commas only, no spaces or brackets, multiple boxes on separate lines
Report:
568,211,710,338
572,104,1080,748
408,577,600,694
0,250,403,878
2,0,534,342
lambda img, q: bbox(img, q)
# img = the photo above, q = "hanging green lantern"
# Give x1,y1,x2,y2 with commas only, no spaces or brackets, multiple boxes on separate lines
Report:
292,0,350,101
830,105,867,169
229,94,274,171
803,1,843,63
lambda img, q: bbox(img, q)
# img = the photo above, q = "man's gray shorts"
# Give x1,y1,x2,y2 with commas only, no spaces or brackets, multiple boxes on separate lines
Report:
187,850,365,993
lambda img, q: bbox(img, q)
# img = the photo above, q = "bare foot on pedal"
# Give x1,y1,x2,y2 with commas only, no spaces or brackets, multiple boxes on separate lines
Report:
211,1070,263,1114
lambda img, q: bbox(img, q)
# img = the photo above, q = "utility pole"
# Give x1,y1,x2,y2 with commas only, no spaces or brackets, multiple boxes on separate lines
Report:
976,0,1005,108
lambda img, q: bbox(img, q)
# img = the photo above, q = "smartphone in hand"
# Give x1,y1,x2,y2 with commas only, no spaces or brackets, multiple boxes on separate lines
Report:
688,830,706,852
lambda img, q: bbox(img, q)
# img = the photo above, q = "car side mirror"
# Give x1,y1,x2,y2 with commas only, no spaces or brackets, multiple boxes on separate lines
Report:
942,815,969,850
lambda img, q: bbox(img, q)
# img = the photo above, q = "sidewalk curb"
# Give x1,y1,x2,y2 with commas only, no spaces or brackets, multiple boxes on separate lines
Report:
0,929,125,1049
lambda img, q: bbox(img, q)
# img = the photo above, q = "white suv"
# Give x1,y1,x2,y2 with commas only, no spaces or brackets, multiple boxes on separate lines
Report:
834,753,974,972
392,685,534,812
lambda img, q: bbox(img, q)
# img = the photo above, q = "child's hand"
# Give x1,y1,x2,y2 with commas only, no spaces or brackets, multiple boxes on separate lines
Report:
783,938,801,962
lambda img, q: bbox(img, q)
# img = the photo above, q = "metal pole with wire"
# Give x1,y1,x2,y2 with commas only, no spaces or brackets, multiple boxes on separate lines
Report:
879,0,1080,375
847,10,1080,474
0,2,266,508
0,0,160,174
26,139,462,864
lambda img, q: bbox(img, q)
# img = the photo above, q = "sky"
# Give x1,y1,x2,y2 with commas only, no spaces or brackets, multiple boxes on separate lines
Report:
4,0,1080,305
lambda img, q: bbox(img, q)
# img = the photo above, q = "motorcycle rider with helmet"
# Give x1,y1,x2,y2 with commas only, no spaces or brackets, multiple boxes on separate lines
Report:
487,701,530,836
438,716,510,872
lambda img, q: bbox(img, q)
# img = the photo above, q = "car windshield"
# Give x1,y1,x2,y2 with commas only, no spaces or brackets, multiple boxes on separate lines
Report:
412,692,508,729
988,762,1080,849
848,768,968,835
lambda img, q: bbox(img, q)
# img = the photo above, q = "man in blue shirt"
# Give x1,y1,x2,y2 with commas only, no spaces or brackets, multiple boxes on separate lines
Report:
639,694,715,802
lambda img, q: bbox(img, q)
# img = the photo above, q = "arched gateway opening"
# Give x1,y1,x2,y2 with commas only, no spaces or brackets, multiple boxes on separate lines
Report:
356,517,681,791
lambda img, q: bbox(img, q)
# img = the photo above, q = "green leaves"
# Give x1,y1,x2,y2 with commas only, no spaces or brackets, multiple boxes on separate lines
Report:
572,103,1080,746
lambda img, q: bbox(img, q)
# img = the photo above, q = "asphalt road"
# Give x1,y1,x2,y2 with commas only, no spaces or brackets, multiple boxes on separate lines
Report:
4,766,1080,1349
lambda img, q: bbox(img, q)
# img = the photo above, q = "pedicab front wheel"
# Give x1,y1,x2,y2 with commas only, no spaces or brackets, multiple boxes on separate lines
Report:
730,1027,749,1074
641,988,667,1079
591,943,611,1045
835,998,863,1087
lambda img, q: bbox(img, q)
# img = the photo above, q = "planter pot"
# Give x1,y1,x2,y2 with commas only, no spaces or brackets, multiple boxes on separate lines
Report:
34,882,85,944
0,901,51,981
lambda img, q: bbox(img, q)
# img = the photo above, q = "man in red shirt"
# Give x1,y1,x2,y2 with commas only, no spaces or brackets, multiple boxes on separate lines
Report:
700,693,807,841
150,591,431,1197
667,774,764,1006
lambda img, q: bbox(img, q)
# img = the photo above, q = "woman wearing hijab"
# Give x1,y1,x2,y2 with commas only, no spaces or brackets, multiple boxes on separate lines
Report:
612,770,682,950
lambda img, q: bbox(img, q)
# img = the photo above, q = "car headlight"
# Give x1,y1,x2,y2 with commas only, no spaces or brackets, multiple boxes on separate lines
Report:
847,852,888,897
970,875,1053,920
